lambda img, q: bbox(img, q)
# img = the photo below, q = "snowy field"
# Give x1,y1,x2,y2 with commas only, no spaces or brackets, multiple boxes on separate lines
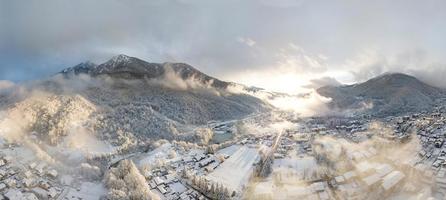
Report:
247,157,320,199
63,182,106,200
137,143,173,166
207,146,259,193
273,156,320,182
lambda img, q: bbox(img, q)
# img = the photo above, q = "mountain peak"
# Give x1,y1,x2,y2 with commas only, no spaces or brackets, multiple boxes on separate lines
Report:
371,72,417,81
103,54,136,67
109,54,132,63
359,72,425,89
58,55,232,88
60,61,97,75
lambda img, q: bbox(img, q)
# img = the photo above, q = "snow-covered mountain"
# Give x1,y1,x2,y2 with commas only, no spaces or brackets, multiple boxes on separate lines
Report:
0,55,271,148
317,73,446,116
61,54,232,89
61,61,97,75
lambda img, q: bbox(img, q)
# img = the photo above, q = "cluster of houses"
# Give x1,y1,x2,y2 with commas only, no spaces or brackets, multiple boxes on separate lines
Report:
373,109,446,197
246,110,446,199
0,143,105,200
2,108,443,199
0,154,62,200
142,145,228,200
298,117,372,143
404,111,446,197
147,173,204,200
255,147,431,200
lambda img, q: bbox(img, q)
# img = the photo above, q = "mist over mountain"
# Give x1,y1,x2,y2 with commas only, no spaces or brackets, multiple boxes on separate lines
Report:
4,1,446,199
61,54,232,89
2,56,446,200
1,55,271,147
317,73,446,116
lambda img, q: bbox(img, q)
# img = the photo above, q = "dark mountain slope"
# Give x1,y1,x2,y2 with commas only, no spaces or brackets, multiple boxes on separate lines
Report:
317,73,446,116
61,54,231,89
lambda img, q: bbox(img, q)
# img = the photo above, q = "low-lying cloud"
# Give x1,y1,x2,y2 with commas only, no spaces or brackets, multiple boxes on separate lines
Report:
267,91,332,117
303,77,341,89
227,83,334,117
0,80,15,91
147,65,217,92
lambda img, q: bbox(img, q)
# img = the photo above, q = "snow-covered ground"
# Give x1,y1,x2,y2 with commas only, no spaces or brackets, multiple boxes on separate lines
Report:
273,156,320,182
0,131,109,200
64,182,106,200
137,143,173,167
207,145,259,194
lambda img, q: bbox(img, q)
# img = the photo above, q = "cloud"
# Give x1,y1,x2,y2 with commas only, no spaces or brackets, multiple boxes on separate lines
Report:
303,76,341,89
237,37,256,47
0,80,15,91
342,50,389,83
145,64,221,96
223,43,333,93
1,0,446,89
339,49,446,88
407,63,446,88
276,43,328,74
227,84,333,117
267,91,332,117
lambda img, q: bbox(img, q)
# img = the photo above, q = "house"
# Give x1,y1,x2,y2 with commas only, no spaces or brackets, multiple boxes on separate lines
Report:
35,163,46,175
381,171,405,191
194,153,206,162
48,187,59,198
31,187,49,199
310,182,326,193
4,189,24,200
198,157,215,168
362,173,381,187
0,183,6,191
334,176,345,184
4,178,16,188
375,164,393,177
29,163,37,170
157,185,167,194
24,170,33,178
47,169,58,179
23,178,35,188
154,177,165,186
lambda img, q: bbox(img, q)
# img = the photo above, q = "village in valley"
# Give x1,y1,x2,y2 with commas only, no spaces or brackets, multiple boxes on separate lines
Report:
133,106,446,200
4,0,446,199
2,107,446,200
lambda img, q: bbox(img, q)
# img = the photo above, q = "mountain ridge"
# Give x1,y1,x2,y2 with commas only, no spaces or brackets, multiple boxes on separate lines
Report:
317,73,446,116
0,55,272,146
60,54,232,89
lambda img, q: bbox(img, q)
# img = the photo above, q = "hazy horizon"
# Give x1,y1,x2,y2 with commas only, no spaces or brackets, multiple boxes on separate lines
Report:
2,0,446,93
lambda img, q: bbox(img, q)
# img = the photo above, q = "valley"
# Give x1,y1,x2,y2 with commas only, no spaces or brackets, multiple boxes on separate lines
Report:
3,1,446,199
1,56,446,200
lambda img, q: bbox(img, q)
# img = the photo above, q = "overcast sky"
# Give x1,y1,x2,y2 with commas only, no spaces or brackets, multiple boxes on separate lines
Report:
1,0,446,92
